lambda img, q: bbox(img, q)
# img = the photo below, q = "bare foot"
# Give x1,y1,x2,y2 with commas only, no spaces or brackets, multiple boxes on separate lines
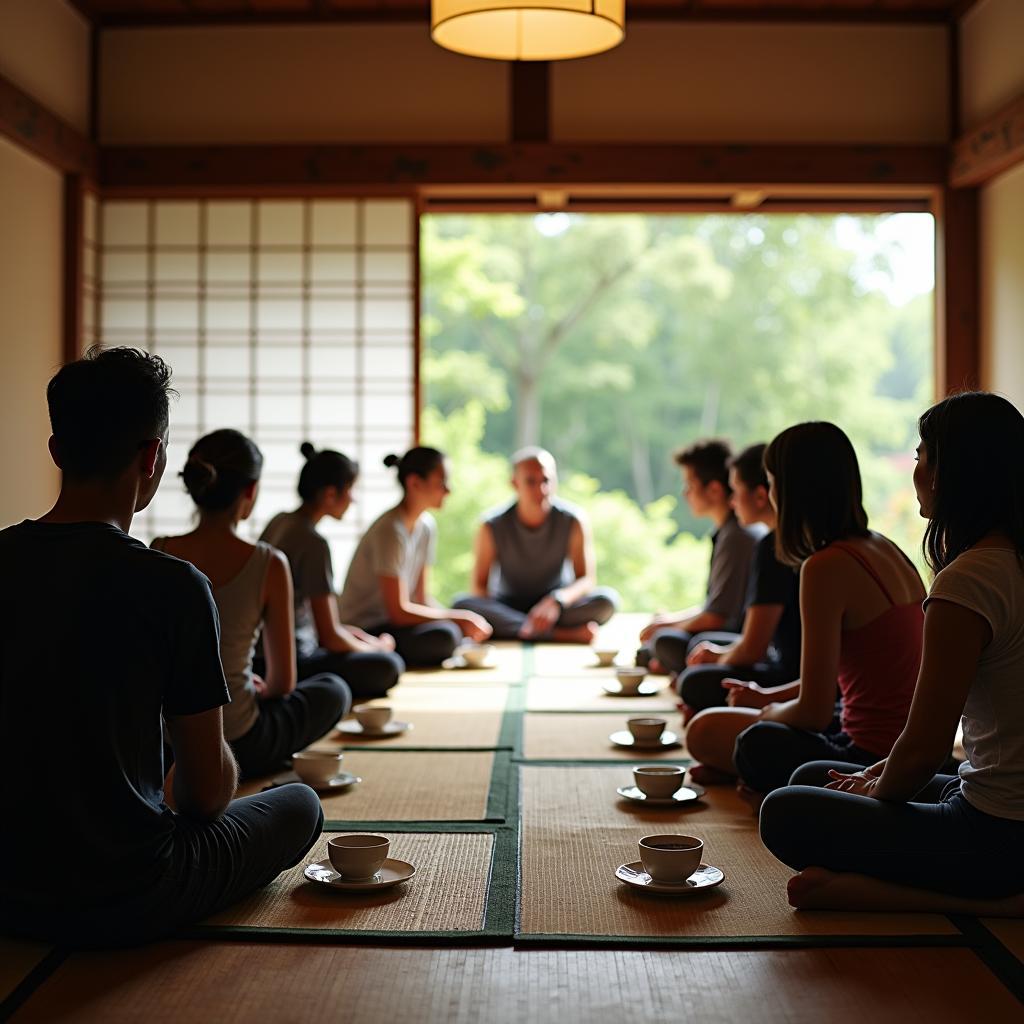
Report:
646,657,669,676
736,782,764,816
688,763,736,786
549,622,599,645
786,865,1024,916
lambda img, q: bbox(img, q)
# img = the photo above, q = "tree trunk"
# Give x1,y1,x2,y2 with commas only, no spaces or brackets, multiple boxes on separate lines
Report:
516,368,541,447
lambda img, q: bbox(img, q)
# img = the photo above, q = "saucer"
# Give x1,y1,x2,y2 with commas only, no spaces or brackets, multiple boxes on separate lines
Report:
602,680,665,698
279,770,361,793
441,655,495,671
608,730,681,750
337,720,412,739
615,861,724,894
304,857,416,891
616,784,705,805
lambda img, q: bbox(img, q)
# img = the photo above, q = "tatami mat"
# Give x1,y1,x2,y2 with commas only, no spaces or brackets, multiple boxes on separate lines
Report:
17,945,1019,1024
202,832,493,935
0,939,50,1004
357,684,510,712
521,713,689,761
518,766,958,940
311,708,505,750
531,644,615,677
983,919,1024,964
525,675,678,713
277,751,497,822
401,643,524,685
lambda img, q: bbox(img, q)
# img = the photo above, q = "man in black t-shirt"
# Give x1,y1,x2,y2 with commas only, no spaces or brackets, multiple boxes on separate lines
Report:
669,443,802,713
0,348,323,948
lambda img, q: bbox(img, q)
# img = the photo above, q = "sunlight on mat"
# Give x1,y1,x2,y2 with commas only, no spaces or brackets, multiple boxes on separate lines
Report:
310,707,505,750
402,643,523,685
518,766,957,939
19,945,1017,1024
526,676,678,713
522,714,690,761
0,938,50,1003
359,685,510,712
202,832,492,934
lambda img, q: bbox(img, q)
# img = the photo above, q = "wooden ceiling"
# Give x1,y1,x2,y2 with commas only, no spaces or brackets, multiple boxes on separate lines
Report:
71,1,976,28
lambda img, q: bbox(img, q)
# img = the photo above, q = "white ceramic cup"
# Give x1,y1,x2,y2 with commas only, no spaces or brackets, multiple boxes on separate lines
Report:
354,704,393,731
595,648,619,667
292,750,343,785
639,834,704,884
327,834,390,880
627,717,666,744
459,643,494,668
616,668,647,692
633,764,686,798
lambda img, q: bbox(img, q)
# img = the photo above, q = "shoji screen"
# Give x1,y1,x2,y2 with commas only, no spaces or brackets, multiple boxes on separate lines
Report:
96,198,417,574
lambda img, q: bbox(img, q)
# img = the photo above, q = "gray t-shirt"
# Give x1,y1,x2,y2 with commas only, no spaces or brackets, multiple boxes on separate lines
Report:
260,511,333,658
485,497,581,604
337,505,437,628
705,514,764,633
926,547,1024,821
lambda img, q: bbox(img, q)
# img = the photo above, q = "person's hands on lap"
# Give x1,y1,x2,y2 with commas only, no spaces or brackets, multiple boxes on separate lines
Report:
722,678,772,708
639,612,680,644
520,595,561,639
825,766,881,797
454,610,492,643
251,674,268,698
687,641,724,666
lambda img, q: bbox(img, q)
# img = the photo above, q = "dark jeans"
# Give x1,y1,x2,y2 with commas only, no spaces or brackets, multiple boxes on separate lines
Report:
761,761,1024,898
231,672,350,780
368,620,462,667
297,647,404,701
654,628,731,674
453,587,619,640
733,720,878,795
3,784,323,949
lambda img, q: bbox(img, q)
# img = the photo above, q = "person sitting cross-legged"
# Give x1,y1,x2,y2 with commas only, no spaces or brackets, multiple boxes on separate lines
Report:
675,443,801,716
454,446,619,643
0,348,323,949
760,393,1024,918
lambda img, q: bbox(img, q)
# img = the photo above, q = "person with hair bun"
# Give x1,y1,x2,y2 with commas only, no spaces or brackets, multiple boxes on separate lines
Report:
683,422,926,805
260,443,405,699
760,394,1024,916
153,429,351,779
337,447,492,666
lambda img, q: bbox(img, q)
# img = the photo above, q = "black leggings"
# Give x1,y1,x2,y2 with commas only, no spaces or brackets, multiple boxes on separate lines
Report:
760,761,1024,898
230,672,351,779
368,620,462,667
297,647,404,701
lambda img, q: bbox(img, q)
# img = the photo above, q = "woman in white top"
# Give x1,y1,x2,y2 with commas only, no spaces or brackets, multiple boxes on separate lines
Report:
760,392,1024,916
153,429,350,779
338,447,492,666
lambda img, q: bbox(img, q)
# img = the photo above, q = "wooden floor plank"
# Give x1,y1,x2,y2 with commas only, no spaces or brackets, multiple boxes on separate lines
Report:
16,945,1018,1023
983,918,1024,964
0,938,51,1004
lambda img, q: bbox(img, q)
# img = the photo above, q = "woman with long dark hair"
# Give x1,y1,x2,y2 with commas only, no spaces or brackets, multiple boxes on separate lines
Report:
337,447,492,666
760,393,1024,916
683,421,926,802
153,430,350,779
261,443,404,700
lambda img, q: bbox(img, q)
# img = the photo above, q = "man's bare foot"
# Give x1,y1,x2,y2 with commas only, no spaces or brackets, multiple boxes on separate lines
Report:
688,763,736,786
549,622,599,645
786,865,1024,916
646,657,669,675
736,782,764,815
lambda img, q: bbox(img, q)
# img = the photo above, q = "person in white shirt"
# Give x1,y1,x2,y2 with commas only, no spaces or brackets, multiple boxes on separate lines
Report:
760,391,1024,917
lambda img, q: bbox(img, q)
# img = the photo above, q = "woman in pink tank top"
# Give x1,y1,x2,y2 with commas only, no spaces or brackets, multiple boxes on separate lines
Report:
684,422,926,805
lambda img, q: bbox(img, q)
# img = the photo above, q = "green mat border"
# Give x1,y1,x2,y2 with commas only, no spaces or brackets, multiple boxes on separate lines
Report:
952,916,1024,1003
0,947,68,1021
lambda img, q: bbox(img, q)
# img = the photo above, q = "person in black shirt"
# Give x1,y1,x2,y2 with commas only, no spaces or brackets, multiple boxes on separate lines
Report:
673,443,801,713
0,348,323,948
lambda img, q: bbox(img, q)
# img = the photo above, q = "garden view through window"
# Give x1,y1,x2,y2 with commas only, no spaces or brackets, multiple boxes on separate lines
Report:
421,212,935,612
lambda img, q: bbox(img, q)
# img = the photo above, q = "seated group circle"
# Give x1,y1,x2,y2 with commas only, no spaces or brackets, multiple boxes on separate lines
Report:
2,346,1023,949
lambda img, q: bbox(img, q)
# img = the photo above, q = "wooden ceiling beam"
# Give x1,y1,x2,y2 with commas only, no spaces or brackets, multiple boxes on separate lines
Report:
950,92,1024,188
99,142,947,193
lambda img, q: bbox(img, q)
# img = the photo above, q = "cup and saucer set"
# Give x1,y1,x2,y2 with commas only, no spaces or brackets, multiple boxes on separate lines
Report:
442,643,496,670
601,667,665,698
284,750,360,792
616,764,705,806
305,834,416,892
616,834,725,895
609,717,681,750
336,704,412,739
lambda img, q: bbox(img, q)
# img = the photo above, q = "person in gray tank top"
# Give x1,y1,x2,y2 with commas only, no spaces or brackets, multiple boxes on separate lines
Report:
153,430,350,779
454,447,619,642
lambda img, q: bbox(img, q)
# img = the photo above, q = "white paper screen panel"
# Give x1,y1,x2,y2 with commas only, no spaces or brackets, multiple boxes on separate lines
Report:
95,198,417,576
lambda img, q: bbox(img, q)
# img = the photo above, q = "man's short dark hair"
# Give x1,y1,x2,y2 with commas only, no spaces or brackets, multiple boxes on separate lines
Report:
674,438,732,491
47,346,175,480
728,443,769,492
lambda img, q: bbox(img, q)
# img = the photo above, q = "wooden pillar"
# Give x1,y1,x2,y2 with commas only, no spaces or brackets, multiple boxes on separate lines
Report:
935,184,980,395
63,174,86,364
